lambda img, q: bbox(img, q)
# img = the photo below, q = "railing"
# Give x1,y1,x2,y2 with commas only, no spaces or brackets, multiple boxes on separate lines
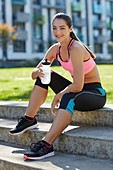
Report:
14,12,29,23
93,20,106,28
12,0,26,5
73,17,86,27
106,10,113,18
94,35,110,43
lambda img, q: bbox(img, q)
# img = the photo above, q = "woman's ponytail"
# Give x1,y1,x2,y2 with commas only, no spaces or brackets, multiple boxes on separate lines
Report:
70,31,96,59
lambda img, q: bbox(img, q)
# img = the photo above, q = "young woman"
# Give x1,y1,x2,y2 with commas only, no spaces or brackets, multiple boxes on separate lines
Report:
9,13,106,160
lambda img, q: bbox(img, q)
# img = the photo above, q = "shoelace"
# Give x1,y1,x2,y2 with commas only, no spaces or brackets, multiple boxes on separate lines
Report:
30,141,44,152
16,117,25,128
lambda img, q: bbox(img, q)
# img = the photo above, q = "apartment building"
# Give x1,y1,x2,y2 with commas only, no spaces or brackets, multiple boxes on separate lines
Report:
87,0,113,59
0,0,113,61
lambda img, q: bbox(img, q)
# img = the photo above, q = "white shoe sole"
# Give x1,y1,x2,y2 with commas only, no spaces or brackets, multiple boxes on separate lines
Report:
24,151,55,160
8,123,38,136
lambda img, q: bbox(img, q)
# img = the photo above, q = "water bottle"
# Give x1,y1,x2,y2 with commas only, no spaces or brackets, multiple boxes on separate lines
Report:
41,59,51,84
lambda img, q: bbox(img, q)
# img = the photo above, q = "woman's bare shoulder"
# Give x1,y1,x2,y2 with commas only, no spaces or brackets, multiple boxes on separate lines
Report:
45,43,60,60
49,42,60,52
70,40,85,58
72,40,84,50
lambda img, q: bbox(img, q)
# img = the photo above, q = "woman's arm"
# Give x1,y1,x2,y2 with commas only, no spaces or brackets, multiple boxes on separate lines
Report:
31,44,58,80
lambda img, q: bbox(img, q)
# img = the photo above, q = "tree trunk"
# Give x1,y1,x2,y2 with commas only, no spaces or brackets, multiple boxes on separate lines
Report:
2,45,7,67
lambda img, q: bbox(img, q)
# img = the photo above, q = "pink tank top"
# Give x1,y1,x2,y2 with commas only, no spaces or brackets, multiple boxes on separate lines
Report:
56,39,96,76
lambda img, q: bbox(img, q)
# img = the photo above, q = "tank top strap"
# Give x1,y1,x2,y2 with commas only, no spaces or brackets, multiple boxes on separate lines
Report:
68,39,75,49
56,39,75,59
68,39,75,57
56,44,61,59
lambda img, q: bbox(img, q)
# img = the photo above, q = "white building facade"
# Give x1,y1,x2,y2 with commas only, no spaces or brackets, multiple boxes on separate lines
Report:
0,0,113,61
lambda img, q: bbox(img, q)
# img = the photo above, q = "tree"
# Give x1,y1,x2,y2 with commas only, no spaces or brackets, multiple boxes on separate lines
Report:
0,24,17,62
33,15,45,25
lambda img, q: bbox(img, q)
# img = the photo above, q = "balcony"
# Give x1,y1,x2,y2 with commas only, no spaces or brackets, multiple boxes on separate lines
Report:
16,30,27,40
12,0,26,5
71,2,83,12
106,10,113,18
94,35,110,43
93,4,103,14
14,12,29,23
73,17,86,27
42,4,65,10
93,20,106,28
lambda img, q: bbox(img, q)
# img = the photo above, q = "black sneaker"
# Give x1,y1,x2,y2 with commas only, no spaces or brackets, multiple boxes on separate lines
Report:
24,140,54,160
9,117,38,135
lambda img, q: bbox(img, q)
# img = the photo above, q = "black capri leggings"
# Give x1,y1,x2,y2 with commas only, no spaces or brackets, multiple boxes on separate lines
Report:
35,71,106,116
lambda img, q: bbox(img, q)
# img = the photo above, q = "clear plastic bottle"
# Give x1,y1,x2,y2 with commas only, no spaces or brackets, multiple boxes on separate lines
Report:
41,59,51,84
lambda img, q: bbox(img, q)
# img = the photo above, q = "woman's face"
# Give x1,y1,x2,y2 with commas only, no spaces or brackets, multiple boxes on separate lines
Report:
52,19,72,43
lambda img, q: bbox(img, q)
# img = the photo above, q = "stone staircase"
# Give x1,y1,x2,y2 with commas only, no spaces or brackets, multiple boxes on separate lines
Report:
0,101,113,170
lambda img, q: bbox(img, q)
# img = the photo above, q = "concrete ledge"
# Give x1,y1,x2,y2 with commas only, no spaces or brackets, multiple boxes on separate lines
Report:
1,142,113,170
0,101,113,127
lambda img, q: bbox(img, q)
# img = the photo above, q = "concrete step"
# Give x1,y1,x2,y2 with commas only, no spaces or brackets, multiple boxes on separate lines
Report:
1,118,113,160
1,142,113,170
0,101,113,127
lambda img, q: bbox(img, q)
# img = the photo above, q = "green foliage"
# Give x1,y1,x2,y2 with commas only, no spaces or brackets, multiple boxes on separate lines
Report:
0,24,17,48
33,15,45,25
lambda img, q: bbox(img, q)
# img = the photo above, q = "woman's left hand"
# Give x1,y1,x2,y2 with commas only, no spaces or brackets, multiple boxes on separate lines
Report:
51,93,62,115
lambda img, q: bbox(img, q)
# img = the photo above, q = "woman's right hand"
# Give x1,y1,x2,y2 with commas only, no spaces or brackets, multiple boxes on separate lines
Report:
31,67,44,80
37,67,44,80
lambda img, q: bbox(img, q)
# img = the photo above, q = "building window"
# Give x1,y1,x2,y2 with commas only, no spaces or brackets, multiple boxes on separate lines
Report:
33,0,41,5
55,0,65,6
12,4,24,24
32,7,44,52
12,4,24,13
15,23,25,30
106,1,113,15
56,9,65,13
93,29,100,37
13,40,26,52
94,43,102,53
93,0,101,5
33,41,43,52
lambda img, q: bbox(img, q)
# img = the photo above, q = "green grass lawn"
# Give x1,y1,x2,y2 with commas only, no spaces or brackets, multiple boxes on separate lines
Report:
0,65,113,104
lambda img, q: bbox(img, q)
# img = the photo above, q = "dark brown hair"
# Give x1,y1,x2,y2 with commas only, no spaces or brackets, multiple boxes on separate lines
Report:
52,13,96,59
